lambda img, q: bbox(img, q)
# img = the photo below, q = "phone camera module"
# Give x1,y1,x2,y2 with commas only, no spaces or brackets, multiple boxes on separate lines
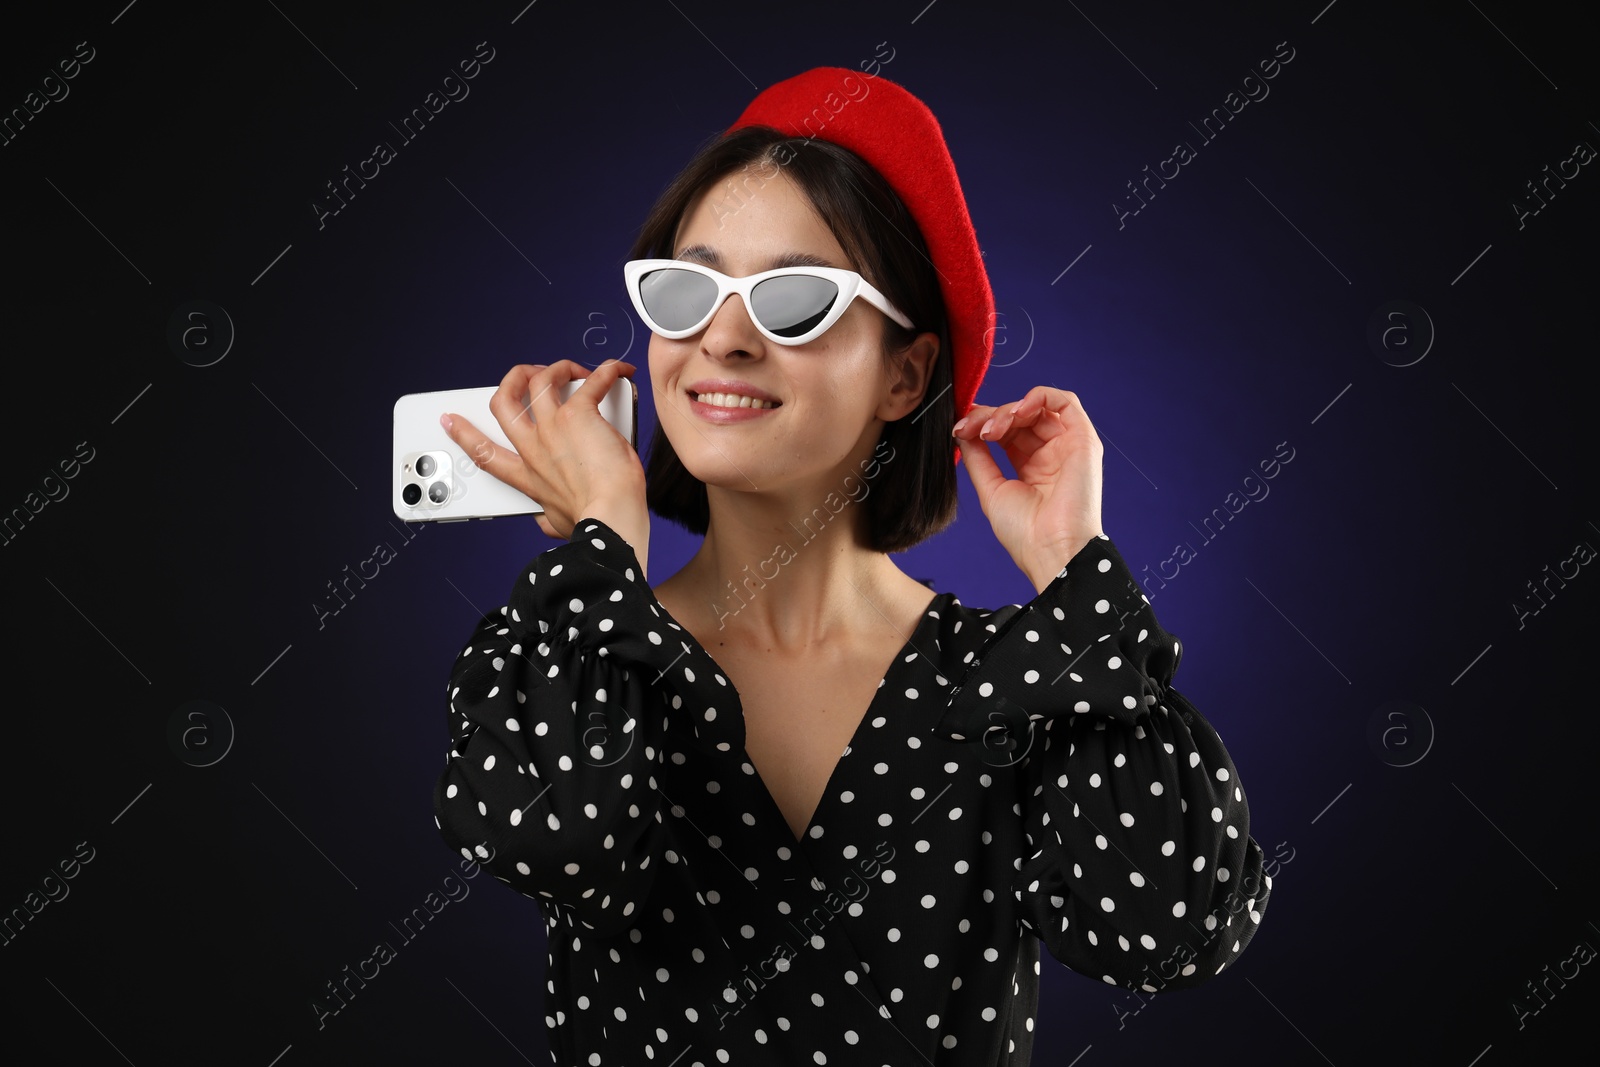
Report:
401,450,453,511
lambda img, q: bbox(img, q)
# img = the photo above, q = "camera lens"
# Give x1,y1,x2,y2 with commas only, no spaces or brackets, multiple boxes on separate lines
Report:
402,483,422,506
416,454,436,478
428,481,449,504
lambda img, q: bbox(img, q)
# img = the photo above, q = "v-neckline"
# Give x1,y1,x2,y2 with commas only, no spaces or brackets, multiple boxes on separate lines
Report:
655,587,951,848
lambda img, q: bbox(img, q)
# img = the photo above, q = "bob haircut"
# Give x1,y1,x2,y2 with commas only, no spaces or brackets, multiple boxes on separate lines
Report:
627,124,958,555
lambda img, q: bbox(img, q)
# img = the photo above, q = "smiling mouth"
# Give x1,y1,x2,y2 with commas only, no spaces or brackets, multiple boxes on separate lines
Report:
688,390,782,410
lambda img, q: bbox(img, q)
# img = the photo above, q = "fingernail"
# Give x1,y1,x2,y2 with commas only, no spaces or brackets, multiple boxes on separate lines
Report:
952,417,968,434
979,418,994,438
439,413,453,432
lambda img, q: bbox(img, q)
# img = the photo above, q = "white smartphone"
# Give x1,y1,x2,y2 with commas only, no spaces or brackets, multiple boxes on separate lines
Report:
392,377,638,523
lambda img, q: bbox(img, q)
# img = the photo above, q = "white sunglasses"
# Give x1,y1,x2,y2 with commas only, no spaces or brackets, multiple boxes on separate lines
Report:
623,258,915,346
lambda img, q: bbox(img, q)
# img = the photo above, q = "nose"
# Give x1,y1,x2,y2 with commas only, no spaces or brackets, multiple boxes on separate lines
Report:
698,291,765,360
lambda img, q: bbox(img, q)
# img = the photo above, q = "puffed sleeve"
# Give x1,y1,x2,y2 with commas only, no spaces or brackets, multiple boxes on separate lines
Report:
932,533,1270,993
433,517,672,936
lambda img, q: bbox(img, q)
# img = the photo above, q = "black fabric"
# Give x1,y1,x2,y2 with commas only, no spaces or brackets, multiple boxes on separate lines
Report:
434,517,1269,1065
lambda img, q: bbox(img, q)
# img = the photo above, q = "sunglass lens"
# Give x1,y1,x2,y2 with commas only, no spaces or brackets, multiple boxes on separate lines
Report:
752,275,839,338
639,268,718,331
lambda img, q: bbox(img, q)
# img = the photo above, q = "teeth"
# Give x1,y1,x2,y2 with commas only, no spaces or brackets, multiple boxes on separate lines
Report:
696,391,777,410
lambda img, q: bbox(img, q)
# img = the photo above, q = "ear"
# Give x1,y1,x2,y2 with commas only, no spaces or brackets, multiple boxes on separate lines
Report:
878,332,940,421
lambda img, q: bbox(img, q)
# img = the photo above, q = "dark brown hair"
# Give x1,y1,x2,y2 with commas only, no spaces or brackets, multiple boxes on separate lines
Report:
628,125,957,554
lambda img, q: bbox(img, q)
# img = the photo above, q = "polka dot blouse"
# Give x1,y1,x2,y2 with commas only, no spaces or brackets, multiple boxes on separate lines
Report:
434,517,1270,1065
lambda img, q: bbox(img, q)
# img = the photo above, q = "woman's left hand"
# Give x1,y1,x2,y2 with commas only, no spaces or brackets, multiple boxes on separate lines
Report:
953,386,1107,592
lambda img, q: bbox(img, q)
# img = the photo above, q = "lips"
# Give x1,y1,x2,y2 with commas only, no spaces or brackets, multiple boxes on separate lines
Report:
686,390,781,423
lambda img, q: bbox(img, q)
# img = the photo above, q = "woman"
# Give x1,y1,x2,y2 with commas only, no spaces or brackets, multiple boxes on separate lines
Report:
433,67,1269,1065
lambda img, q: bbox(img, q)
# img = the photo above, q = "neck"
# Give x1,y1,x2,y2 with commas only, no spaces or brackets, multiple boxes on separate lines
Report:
674,481,913,650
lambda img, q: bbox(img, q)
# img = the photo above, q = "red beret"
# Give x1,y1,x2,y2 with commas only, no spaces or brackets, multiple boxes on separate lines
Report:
727,67,993,465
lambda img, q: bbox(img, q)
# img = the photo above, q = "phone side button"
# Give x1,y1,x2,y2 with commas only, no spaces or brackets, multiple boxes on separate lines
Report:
437,517,472,524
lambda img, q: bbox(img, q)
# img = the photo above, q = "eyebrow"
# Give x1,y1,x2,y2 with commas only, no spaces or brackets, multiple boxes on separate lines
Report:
674,244,840,271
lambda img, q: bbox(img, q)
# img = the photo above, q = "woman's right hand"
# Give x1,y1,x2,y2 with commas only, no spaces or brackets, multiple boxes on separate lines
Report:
440,360,649,551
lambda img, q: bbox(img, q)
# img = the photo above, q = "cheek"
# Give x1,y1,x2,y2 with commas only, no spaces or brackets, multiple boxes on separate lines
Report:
647,337,702,430
647,336,676,393
810,330,887,399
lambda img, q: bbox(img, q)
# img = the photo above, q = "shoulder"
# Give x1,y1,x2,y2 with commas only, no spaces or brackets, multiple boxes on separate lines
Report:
918,584,1031,672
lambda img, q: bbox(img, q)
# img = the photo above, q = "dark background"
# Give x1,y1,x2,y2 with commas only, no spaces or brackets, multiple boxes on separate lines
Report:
2,1,1595,1064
